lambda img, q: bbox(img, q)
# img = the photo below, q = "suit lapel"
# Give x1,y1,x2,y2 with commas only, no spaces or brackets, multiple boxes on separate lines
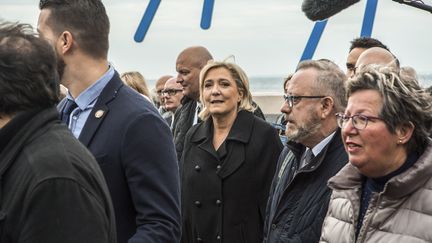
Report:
217,110,253,179
78,72,123,147
216,142,245,179
191,110,254,179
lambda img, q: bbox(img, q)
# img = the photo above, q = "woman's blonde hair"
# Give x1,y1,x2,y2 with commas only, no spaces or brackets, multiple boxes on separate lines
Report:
198,60,254,120
120,71,151,97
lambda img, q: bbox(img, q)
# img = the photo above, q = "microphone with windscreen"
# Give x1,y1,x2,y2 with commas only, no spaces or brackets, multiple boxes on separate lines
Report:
302,0,361,21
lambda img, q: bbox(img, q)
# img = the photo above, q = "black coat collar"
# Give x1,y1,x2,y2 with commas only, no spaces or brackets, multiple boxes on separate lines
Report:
190,110,254,144
0,111,36,154
0,108,58,177
189,110,255,179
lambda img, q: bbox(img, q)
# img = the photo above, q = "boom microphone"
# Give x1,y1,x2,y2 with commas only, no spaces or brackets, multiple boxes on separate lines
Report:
302,0,361,21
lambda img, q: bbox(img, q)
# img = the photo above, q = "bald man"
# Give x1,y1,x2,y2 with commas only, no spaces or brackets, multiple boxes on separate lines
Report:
346,37,389,77
172,46,213,161
163,77,184,128
154,75,173,108
164,77,184,113
355,47,400,73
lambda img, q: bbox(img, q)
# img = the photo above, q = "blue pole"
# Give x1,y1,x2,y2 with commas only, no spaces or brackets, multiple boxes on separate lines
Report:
134,0,161,42
300,20,328,62
201,0,215,30
360,0,378,37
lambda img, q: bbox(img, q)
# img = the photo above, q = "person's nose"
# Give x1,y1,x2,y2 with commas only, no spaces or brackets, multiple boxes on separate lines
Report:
211,84,221,95
280,99,292,115
176,75,183,84
342,117,358,137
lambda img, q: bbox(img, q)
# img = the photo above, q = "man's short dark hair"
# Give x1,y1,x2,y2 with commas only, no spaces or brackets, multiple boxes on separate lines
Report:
349,37,389,52
0,21,59,116
39,0,110,59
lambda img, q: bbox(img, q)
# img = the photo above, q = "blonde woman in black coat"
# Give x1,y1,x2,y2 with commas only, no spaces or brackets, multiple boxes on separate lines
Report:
180,60,283,243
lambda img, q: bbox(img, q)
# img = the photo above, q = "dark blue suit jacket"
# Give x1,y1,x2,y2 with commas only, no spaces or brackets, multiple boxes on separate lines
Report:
60,72,181,243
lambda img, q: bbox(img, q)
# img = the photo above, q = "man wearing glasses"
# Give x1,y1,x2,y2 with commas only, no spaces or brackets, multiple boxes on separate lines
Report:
263,59,348,243
162,77,184,129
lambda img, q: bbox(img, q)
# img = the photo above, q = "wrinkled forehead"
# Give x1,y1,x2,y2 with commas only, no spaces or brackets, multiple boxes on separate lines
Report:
286,68,318,93
176,52,207,70
165,78,182,89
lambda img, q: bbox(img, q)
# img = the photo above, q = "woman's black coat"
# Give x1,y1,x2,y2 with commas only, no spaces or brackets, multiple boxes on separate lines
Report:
180,110,283,243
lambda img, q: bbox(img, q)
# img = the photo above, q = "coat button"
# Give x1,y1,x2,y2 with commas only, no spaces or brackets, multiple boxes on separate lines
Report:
194,165,201,171
216,235,221,240
197,237,203,242
194,201,202,207
216,199,222,206
271,224,277,230
216,165,221,170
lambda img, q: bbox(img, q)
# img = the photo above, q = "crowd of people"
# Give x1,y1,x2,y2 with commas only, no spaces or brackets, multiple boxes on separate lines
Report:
1,0,432,243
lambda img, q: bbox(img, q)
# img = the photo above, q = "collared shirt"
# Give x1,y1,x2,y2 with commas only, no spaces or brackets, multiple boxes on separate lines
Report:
65,65,114,138
192,102,202,125
311,131,336,157
300,131,336,168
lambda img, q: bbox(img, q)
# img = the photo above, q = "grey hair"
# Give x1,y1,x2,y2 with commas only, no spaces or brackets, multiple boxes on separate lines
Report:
296,59,347,112
347,65,432,154
198,60,254,121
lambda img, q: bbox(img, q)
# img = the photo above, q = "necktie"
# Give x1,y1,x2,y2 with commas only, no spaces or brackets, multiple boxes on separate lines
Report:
61,99,78,125
300,149,315,168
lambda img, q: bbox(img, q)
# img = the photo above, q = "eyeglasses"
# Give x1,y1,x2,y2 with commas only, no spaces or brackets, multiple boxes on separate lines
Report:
162,88,183,96
335,113,383,130
283,94,325,108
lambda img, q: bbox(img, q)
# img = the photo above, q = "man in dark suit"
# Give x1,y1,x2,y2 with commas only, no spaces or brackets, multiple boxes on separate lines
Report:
263,59,348,243
37,1,181,242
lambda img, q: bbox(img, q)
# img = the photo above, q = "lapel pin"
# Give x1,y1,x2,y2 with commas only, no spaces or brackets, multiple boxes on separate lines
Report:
95,110,105,119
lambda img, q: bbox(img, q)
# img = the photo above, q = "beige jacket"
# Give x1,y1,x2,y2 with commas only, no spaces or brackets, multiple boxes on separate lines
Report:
320,142,432,243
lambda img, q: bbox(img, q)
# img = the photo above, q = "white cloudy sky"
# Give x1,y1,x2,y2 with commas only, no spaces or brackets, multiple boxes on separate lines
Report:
1,0,431,80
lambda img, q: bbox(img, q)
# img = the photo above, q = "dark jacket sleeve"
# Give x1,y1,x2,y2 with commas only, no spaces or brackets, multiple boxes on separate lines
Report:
122,113,181,243
258,124,283,218
263,147,288,242
19,179,112,243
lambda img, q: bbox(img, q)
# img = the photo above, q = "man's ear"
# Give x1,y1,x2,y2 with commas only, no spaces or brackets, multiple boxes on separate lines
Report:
396,121,415,145
320,96,334,119
59,31,73,54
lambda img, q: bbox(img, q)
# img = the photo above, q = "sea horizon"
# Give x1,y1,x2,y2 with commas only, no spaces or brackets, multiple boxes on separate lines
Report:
147,74,432,95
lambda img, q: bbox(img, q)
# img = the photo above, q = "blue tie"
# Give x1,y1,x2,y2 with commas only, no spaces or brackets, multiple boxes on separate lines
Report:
61,100,78,125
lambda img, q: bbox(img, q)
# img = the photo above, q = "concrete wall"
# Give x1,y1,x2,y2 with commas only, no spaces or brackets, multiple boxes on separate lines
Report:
252,93,284,123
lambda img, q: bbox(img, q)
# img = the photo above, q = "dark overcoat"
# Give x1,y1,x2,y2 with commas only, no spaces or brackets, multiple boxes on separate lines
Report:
59,72,181,243
0,108,116,243
181,110,283,243
263,129,348,243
